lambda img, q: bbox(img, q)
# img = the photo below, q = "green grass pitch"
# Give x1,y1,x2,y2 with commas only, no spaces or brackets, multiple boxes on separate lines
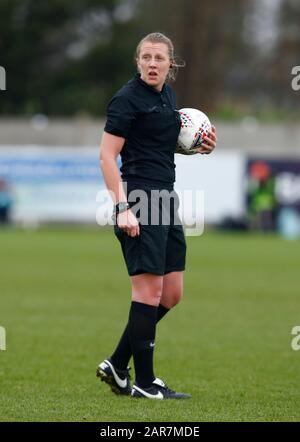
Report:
0,227,299,421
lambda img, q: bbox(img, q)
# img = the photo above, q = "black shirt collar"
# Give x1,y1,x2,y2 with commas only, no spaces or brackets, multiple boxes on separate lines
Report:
135,73,166,95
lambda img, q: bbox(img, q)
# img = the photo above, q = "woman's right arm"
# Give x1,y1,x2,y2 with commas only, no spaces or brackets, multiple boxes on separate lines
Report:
99,131,140,237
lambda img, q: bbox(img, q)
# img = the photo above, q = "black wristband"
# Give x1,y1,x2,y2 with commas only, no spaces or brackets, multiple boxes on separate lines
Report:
115,202,130,214
112,202,130,222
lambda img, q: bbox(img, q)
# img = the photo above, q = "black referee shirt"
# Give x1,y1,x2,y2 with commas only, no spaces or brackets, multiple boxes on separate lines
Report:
104,73,181,189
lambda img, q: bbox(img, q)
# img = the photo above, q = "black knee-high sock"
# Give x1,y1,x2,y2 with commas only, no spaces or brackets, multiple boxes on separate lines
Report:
127,301,158,388
110,304,169,372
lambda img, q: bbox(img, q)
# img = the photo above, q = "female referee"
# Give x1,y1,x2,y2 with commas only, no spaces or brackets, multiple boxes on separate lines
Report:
97,32,217,400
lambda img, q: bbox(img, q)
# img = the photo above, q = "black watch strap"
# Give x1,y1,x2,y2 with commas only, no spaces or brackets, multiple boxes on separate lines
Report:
115,202,130,215
112,202,130,222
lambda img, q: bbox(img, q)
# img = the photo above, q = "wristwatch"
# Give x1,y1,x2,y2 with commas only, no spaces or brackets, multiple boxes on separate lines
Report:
112,202,130,222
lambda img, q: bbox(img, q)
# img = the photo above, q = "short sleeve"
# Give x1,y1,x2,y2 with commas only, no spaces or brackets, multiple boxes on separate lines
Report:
104,94,137,138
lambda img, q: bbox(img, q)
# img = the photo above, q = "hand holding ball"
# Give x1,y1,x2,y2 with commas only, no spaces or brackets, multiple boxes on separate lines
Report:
176,108,212,155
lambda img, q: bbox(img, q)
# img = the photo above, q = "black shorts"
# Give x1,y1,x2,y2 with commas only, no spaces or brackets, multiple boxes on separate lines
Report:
114,182,186,276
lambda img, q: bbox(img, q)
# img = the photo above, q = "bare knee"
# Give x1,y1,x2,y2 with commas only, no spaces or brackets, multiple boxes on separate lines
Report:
172,288,183,307
134,286,162,306
131,274,163,306
160,271,184,309
162,288,183,309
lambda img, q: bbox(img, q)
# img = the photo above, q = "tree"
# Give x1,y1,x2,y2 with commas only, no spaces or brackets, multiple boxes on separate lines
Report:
139,0,249,113
0,0,141,116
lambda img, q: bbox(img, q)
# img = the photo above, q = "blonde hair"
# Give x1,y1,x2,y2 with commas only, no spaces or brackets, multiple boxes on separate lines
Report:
135,32,185,81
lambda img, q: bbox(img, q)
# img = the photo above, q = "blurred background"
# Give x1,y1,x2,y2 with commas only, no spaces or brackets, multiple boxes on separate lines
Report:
0,0,300,234
1,0,300,422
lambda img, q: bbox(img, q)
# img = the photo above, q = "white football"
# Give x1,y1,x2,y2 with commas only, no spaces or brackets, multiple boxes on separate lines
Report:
176,108,211,155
